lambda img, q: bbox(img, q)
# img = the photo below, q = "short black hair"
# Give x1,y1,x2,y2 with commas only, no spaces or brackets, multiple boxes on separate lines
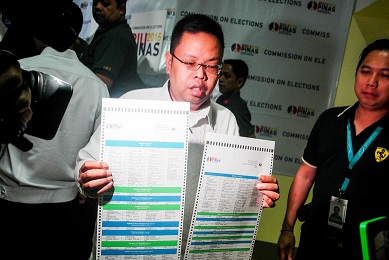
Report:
115,0,127,6
170,14,225,57
223,59,249,87
356,38,389,74
93,0,126,7
33,1,83,51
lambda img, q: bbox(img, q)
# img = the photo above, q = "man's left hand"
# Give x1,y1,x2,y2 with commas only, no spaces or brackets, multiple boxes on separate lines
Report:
256,175,280,208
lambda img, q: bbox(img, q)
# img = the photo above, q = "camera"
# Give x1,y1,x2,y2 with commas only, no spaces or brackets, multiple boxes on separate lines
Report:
0,50,73,151
21,69,73,139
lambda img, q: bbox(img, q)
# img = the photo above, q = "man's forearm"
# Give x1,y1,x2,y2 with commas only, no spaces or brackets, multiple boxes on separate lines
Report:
282,163,316,230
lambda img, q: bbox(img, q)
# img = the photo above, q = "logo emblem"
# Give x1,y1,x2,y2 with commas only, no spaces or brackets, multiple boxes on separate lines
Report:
375,147,389,162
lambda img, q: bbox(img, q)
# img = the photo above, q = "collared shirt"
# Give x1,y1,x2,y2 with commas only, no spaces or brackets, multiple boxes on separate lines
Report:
76,80,239,255
300,102,389,259
83,19,143,98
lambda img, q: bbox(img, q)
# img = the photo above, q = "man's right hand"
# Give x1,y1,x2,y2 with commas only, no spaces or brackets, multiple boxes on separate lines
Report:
277,230,295,260
78,160,114,197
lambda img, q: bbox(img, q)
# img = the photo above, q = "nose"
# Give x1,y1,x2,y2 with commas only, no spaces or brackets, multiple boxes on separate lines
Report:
195,64,206,79
94,1,102,10
367,73,379,87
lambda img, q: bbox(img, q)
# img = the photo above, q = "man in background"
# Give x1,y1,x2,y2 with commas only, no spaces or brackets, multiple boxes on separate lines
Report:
278,39,389,260
0,1,72,59
81,0,143,98
0,2,109,259
216,59,255,137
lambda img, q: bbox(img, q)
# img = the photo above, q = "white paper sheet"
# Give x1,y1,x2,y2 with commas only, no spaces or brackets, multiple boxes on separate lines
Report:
184,132,275,260
96,98,275,260
97,98,190,259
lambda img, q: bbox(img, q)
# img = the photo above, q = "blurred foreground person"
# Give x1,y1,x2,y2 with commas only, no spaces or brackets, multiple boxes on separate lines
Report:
0,2,109,259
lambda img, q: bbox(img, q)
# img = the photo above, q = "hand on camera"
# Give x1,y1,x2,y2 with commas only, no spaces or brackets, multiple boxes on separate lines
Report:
0,50,33,145
0,75,33,126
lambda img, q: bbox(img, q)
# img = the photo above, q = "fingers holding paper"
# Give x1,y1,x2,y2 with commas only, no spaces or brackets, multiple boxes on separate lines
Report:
256,175,280,208
78,160,114,197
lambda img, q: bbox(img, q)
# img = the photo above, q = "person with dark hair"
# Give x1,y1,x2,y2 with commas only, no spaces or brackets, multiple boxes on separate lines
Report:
0,0,78,59
81,0,143,98
77,0,143,253
0,2,109,259
75,14,280,259
216,59,255,137
277,38,389,260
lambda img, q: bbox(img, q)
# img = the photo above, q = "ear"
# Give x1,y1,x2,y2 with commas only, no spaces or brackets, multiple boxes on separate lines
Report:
165,52,173,74
237,78,244,89
118,4,126,16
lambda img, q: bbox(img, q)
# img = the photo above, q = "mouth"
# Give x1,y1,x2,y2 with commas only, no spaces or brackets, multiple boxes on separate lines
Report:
362,91,377,98
93,13,104,21
218,85,227,92
190,85,206,98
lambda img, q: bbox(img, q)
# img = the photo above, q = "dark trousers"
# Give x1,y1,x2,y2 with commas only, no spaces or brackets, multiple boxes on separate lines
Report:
0,197,84,260
78,197,98,259
295,232,343,260
294,222,360,260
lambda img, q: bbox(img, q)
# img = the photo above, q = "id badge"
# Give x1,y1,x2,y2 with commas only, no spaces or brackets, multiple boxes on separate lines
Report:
328,196,348,229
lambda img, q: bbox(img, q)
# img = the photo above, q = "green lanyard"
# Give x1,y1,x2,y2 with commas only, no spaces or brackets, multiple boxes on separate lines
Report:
339,120,383,195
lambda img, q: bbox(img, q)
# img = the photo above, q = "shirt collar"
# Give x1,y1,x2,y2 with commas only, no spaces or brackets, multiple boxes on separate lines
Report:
337,101,389,128
164,80,213,129
97,18,127,33
41,46,77,59
190,104,211,128
337,102,358,119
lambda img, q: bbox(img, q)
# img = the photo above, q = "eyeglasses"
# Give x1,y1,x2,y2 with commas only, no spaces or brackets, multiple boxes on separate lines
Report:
171,53,222,75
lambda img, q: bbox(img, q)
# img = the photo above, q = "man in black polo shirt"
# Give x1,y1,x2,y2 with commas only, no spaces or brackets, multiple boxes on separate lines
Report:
82,0,143,98
278,38,389,260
